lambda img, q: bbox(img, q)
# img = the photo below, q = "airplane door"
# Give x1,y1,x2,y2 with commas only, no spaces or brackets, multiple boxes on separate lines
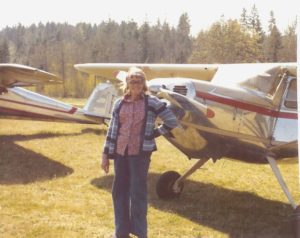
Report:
272,77,298,143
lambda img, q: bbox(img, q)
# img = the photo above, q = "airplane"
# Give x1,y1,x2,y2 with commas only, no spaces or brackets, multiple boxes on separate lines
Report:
0,63,118,124
75,62,299,224
1,62,299,231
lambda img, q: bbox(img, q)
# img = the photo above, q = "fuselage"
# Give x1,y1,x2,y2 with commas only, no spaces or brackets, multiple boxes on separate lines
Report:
0,87,103,124
148,63,298,163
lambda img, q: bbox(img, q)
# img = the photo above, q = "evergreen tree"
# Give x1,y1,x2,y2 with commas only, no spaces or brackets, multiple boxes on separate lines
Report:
138,22,150,62
240,8,249,31
264,11,282,62
175,13,192,63
0,39,10,63
162,21,176,62
118,21,139,62
279,18,297,62
239,5,264,61
249,5,264,43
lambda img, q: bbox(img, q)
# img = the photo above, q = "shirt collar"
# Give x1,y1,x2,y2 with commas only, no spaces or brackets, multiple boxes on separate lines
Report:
123,93,145,102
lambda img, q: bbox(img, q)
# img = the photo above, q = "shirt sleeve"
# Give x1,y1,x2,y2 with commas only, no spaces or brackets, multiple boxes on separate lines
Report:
103,99,120,154
153,98,179,137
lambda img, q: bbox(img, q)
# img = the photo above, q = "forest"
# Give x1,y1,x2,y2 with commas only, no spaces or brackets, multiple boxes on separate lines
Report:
0,5,297,97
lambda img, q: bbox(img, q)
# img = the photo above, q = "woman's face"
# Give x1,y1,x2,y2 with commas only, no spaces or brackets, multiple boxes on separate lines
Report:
127,75,144,96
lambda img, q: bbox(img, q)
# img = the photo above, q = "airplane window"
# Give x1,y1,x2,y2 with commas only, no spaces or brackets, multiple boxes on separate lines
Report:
284,78,297,109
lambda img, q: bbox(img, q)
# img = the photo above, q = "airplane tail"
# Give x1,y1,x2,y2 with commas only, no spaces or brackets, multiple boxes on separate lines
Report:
83,83,119,120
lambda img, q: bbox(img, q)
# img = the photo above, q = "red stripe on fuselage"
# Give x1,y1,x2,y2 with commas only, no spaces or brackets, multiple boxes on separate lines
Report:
196,91,297,119
0,106,95,124
0,98,78,114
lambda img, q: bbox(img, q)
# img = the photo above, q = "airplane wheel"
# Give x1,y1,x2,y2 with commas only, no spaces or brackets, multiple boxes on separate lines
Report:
156,171,184,199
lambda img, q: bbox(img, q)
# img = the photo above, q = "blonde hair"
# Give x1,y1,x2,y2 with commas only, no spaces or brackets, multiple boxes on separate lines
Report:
123,66,148,95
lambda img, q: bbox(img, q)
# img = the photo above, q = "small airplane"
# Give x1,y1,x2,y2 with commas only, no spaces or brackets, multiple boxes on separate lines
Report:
75,62,299,217
0,64,118,124
1,62,298,230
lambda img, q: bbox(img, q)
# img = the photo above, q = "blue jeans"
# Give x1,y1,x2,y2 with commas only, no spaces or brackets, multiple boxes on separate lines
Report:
112,153,151,238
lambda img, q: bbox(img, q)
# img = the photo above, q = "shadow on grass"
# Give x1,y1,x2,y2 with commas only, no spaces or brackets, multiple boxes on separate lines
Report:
0,128,107,185
91,173,295,238
0,142,73,185
81,128,107,135
0,132,78,185
0,127,107,142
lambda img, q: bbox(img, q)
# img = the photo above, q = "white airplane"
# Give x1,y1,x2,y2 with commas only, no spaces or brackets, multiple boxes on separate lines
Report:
0,64,118,124
75,62,299,226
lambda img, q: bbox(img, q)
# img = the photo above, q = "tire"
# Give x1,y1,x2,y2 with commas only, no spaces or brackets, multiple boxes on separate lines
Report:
156,171,184,199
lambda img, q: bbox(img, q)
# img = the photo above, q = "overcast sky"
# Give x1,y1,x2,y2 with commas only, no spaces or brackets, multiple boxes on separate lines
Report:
0,0,298,36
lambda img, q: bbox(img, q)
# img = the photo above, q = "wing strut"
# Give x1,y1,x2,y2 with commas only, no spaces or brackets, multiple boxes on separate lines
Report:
266,155,297,209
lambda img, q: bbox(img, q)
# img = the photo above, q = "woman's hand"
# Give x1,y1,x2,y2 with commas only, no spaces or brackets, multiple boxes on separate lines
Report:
101,154,110,174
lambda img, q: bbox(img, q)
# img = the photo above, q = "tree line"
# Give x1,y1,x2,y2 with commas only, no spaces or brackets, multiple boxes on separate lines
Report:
0,6,297,97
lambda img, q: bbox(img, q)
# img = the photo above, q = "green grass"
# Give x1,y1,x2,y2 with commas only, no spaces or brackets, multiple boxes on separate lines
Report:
0,116,299,238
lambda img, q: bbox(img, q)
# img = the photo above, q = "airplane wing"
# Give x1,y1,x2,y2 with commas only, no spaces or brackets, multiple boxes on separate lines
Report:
0,64,62,88
74,63,218,81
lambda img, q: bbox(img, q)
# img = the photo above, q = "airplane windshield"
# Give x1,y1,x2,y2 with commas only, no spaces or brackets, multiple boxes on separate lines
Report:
284,78,297,109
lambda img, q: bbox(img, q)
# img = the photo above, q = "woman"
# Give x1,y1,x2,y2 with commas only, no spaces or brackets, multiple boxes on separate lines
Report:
101,66,178,238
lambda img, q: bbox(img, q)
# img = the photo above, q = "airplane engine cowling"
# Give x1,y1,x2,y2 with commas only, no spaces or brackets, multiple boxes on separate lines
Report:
148,77,196,99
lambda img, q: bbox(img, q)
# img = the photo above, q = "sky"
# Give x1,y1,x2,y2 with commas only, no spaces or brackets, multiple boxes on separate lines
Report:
0,0,298,36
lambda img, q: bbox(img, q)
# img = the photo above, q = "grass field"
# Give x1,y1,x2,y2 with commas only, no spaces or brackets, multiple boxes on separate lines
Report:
0,112,299,237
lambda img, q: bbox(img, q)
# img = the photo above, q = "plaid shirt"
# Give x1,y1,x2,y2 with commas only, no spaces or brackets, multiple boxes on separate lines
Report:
116,97,145,156
103,94,179,158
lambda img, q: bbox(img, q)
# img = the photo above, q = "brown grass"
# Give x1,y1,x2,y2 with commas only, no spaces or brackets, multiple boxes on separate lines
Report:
0,116,299,238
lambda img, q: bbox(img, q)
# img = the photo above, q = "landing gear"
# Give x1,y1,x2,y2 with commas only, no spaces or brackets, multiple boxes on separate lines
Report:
156,171,183,199
266,155,297,209
266,155,300,238
156,158,210,199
